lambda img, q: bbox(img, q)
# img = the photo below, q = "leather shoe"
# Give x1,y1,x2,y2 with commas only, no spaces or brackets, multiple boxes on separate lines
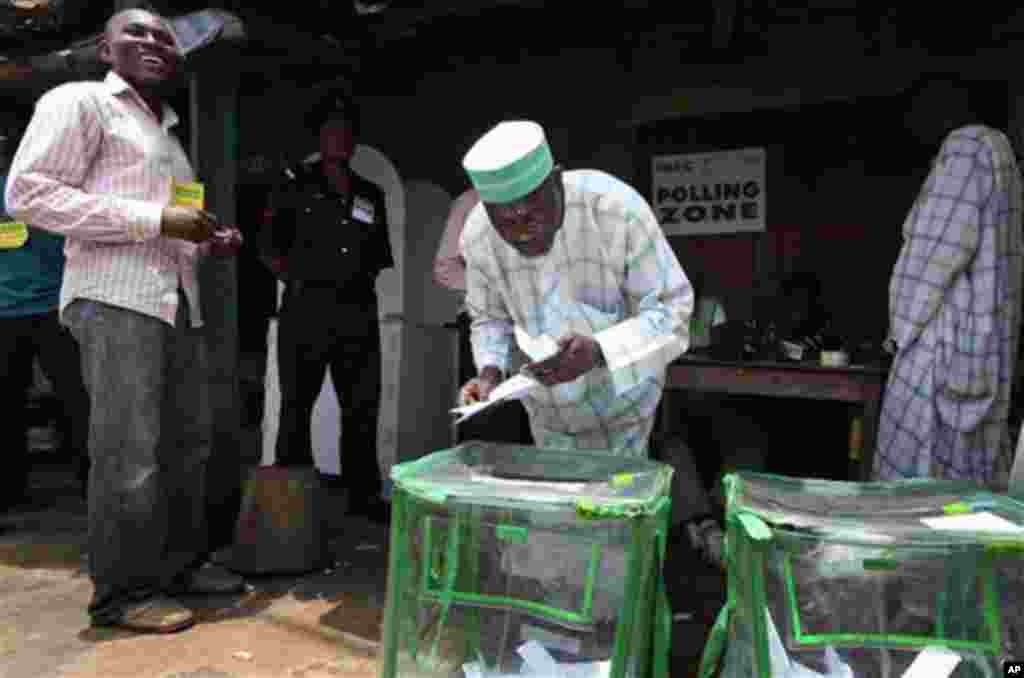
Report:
105,596,195,634
170,563,246,596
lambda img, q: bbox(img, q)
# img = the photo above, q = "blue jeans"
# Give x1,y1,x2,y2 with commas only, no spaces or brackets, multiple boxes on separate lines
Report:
64,294,212,624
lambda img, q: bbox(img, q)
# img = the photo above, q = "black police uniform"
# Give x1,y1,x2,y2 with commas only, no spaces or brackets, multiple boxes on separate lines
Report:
260,158,394,513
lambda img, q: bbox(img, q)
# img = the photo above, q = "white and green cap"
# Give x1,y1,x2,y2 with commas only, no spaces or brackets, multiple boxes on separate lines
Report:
462,121,553,204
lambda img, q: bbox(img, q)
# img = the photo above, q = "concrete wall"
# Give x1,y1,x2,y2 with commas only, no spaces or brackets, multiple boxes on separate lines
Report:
402,181,457,326
397,181,458,463
191,51,243,550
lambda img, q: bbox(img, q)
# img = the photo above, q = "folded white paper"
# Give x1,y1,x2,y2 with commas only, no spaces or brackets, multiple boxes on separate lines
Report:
516,640,610,678
521,623,582,655
517,641,560,675
921,511,1024,534
595,322,681,372
899,646,961,678
765,606,854,678
514,327,560,363
451,373,542,424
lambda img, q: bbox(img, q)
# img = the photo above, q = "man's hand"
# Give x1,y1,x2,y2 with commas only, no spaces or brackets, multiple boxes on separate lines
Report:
161,205,218,243
206,226,244,257
459,366,503,406
262,255,289,279
526,333,604,387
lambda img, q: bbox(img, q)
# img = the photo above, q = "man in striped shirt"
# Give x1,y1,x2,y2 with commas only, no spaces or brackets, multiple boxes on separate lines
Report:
5,8,244,633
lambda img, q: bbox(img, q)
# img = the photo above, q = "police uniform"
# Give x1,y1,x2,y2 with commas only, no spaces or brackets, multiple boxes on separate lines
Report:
260,156,394,513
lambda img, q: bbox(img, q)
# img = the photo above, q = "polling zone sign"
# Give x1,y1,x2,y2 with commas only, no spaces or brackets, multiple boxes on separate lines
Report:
652,148,766,236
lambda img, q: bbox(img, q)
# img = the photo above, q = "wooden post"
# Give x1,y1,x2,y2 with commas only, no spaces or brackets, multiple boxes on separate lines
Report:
190,44,244,551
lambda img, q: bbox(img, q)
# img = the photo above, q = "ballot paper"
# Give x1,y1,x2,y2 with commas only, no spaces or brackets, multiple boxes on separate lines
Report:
517,641,610,678
451,328,558,424
170,178,205,209
461,641,613,678
920,511,1024,534
515,327,560,363
467,473,587,494
899,647,961,678
0,221,28,249
451,373,542,423
764,607,854,678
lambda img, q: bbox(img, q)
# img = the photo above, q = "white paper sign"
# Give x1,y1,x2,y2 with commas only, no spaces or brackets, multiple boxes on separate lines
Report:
652,147,766,236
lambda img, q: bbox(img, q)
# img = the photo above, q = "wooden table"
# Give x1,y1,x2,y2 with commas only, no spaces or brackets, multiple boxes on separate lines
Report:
664,356,889,480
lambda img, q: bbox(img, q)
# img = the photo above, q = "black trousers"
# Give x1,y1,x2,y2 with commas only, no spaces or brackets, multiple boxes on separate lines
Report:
274,284,383,501
0,310,90,503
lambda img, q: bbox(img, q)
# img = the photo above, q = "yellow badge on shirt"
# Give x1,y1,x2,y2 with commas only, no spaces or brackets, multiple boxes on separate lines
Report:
171,179,205,209
0,221,28,249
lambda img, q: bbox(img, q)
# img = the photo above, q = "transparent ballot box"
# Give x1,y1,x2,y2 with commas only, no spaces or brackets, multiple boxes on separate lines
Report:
702,471,1024,678
379,442,674,678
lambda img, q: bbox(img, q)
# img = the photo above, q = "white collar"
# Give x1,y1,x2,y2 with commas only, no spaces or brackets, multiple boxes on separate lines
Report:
104,71,179,129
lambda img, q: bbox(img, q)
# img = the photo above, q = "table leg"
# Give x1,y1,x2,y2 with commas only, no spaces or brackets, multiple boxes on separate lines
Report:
859,386,883,481
652,399,667,461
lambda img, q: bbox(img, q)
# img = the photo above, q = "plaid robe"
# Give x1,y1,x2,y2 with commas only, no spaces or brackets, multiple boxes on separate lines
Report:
460,169,693,457
875,126,1023,485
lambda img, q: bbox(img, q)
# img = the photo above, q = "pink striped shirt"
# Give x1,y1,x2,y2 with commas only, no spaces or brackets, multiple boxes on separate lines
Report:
5,71,203,327
433,188,480,292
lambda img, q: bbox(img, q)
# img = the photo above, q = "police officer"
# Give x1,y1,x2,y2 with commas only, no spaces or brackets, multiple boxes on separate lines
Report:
258,89,394,524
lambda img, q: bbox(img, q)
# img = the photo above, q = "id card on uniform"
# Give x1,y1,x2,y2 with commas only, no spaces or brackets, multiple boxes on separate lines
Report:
352,196,375,224
0,221,28,249
171,179,205,209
